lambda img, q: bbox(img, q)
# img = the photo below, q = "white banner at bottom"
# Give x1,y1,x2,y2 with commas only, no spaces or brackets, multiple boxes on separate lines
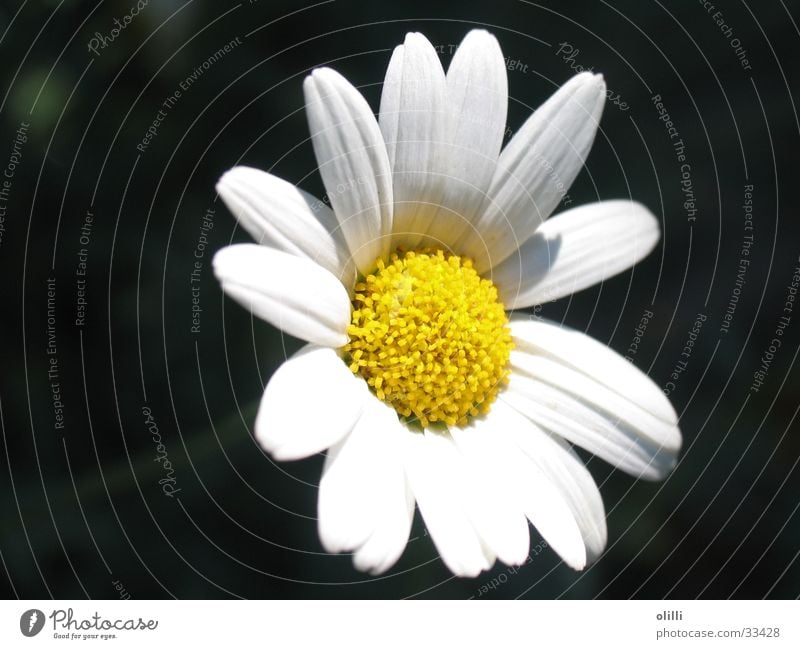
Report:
0,600,797,647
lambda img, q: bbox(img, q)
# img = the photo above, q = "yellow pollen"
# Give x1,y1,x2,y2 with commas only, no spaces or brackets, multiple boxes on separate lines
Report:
344,249,513,428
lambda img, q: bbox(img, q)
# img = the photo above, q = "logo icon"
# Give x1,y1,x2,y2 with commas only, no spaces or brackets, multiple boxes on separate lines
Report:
20,609,45,637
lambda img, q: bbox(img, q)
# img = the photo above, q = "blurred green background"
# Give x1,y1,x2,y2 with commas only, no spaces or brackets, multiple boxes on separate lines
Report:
0,0,798,598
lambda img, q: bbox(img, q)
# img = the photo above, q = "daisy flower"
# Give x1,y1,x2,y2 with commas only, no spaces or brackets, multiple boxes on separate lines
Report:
213,29,682,577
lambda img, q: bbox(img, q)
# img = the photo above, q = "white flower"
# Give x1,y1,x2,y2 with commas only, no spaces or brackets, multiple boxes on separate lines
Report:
213,29,682,577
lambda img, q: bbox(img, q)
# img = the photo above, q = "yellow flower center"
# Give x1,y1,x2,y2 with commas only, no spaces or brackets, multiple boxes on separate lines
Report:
344,249,513,428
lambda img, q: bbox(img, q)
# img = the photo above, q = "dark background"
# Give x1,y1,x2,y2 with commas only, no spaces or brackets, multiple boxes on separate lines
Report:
0,0,798,599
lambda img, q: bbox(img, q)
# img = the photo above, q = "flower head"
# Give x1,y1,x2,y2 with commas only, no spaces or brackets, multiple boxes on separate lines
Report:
213,29,682,576
345,248,513,427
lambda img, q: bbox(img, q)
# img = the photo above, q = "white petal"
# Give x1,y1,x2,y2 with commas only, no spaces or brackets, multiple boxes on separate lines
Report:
352,480,414,575
216,166,355,285
379,33,448,251
509,316,680,427
401,430,494,577
425,29,508,250
470,72,606,272
255,345,368,461
494,401,607,566
318,397,407,554
304,68,393,274
317,397,415,574
213,244,351,348
540,435,608,565
449,420,530,567
351,408,415,574
479,401,587,569
503,372,677,480
493,200,660,308
509,350,680,459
